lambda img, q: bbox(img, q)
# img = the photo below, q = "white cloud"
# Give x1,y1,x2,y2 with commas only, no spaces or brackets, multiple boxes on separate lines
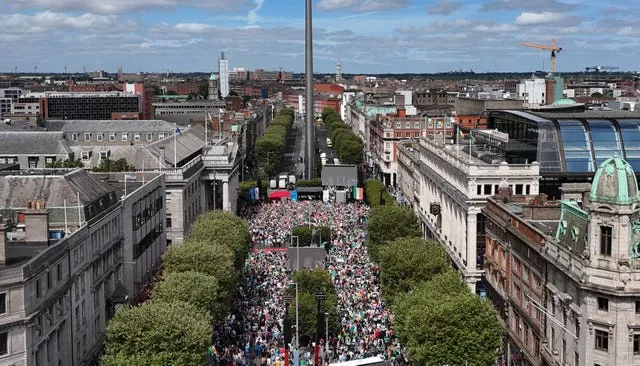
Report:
427,0,463,15
0,11,127,33
248,0,264,26
5,0,249,14
473,23,518,32
359,0,409,12
316,0,408,12
317,0,358,11
482,0,577,12
514,11,567,25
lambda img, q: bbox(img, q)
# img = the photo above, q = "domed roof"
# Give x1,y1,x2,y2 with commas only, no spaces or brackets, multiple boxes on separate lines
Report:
590,154,640,205
209,73,218,81
552,98,577,105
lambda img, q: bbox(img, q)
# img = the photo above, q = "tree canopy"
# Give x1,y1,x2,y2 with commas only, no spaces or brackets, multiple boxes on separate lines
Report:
162,240,236,293
364,180,394,208
101,300,211,366
321,108,364,165
149,271,228,324
187,210,251,270
92,158,135,172
255,108,294,178
378,237,449,304
394,271,502,366
45,158,84,168
287,269,339,340
366,204,421,261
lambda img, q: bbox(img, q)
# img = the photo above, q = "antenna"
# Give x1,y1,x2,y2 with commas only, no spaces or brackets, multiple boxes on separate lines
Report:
83,66,86,73
14,66,17,75
64,66,67,74
34,65,37,74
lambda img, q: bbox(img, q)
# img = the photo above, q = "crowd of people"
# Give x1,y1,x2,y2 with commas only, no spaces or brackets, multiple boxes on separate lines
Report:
212,201,408,365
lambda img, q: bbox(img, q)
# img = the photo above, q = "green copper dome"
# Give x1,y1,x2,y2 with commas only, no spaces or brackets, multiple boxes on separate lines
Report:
210,73,218,81
552,98,577,105
590,154,640,205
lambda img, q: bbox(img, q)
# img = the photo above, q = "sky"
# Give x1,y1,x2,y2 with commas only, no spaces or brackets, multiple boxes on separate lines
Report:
0,0,639,74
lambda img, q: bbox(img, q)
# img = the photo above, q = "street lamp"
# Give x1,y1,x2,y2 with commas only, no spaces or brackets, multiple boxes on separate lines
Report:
291,235,300,270
324,312,329,363
314,290,327,366
288,281,300,353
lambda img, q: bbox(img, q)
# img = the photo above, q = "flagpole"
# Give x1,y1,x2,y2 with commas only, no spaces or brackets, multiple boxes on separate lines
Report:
174,124,178,168
204,110,207,150
456,123,460,158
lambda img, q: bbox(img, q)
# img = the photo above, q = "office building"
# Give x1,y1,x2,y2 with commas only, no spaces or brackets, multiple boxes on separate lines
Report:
396,133,540,292
0,168,166,366
152,100,226,125
219,53,229,98
483,155,640,366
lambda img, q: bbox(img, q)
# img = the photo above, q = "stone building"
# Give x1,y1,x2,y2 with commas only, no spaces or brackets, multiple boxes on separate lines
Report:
0,168,166,366
482,155,640,366
396,133,540,292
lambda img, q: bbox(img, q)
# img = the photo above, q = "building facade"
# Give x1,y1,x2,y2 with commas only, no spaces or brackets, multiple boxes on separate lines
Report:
0,168,167,366
396,135,540,292
219,53,229,98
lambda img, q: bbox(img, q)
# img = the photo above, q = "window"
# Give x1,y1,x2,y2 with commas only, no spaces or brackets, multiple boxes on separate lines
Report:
134,133,141,141
0,332,7,355
0,293,5,314
45,156,55,164
71,133,78,141
484,184,492,195
595,329,608,351
81,151,90,160
84,133,90,141
36,279,41,298
122,133,128,142
97,133,103,141
574,352,579,366
109,133,116,141
47,271,52,289
158,132,166,139
597,297,609,311
100,151,109,160
166,215,172,228
636,301,640,315
146,133,153,141
600,226,612,256
57,264,62,281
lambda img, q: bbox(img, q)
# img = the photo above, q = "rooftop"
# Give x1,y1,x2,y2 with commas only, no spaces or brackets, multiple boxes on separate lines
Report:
0,131,72,155
45,119,175,133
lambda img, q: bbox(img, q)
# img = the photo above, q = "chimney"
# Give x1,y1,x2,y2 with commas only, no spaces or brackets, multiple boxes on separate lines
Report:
24,200,49,243
397,108,407,118
0,216,6,265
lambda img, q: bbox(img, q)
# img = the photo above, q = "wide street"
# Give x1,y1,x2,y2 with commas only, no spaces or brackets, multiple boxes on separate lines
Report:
212,201,407,365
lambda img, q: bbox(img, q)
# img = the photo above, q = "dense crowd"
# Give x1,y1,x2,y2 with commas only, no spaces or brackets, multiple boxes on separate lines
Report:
213,201,408,365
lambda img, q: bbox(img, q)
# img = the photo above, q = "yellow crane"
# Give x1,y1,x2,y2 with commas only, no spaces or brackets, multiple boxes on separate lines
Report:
520,38,562,75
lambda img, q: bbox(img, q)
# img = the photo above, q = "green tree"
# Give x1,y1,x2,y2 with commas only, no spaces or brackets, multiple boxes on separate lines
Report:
394,272,502,366
287,269,339,339
101,301,211,366
92,158,135,172
197,82,209,99
45,158,84,168
367,205,421,261
162,240,236,293
364,180,394,208
149,271,227,324
187,211,251,270
378,237,449,304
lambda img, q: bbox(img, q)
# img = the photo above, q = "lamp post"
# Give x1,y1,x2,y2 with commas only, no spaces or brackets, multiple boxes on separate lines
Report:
324,312,329,363
291,235,300,270
288,281,299,366
315,290,327,366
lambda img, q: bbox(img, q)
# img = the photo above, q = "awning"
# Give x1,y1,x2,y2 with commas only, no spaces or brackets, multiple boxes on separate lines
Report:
269,190,291,200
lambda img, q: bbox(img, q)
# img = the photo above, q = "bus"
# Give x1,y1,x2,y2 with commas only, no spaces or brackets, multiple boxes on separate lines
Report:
329,356,388,366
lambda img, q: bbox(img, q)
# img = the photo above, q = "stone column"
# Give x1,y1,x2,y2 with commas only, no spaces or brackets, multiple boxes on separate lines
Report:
222,181,229,211
466,208,478,274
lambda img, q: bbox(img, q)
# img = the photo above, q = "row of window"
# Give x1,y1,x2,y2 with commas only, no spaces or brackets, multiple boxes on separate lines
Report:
70,132,169,143
476,183,531,196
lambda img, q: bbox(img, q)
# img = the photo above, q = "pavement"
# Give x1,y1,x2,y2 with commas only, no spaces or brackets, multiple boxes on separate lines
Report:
315,119,337,162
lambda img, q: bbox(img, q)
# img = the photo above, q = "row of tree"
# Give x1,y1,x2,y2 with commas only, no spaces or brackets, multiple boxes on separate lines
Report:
365,183,502,366
363,180,395,209
101,211,251,366
321,108,364,165
255,108,295,178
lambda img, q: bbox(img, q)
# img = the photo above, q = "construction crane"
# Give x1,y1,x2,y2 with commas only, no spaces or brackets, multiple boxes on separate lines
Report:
520,38,562,75
585,66,620,72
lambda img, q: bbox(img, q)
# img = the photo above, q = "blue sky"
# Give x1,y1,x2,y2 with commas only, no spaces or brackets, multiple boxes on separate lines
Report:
0,0,638,74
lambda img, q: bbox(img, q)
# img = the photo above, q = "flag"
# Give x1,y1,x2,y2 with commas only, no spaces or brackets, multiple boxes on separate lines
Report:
206,112,216,126
175,127,182,135
124,174,136,180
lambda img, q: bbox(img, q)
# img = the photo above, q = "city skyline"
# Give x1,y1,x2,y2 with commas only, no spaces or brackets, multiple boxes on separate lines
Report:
0,0,638,74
